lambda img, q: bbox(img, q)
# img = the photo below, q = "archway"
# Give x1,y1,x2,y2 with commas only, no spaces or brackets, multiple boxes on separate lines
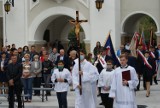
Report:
121,12,158,45
34,15,86,52
29,6,90,51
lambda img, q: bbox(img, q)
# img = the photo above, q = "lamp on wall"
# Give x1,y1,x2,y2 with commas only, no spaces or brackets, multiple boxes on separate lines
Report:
4,0,14,14
33,0,37,2
95,0,104,11
4,0,11,14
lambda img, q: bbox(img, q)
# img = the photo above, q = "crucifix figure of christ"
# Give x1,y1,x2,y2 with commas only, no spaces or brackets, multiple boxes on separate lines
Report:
69,11,88,95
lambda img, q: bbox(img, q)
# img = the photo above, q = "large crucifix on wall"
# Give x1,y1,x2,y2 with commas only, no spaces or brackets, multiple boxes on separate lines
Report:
69,11,88,95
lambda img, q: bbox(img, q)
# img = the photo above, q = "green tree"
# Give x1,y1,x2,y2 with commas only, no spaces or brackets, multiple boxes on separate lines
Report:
138,15,157,44
68,27,86,53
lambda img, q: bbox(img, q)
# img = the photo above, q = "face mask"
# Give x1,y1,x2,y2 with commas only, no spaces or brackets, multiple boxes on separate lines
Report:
35,59,38,61
25,58,30,62
80,55,85,61
58,66,64,71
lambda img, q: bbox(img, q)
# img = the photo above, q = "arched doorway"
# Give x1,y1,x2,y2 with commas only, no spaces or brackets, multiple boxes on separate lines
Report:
34,15,85,52
29,6,90,52
121,13,158,46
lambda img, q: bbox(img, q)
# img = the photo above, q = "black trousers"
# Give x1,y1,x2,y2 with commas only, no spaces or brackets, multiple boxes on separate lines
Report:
56,92,68,108
33,77,41,95
150,76,158,85
137,75,141,90
101,93,113,108
8,85,22,108
137,74,146,90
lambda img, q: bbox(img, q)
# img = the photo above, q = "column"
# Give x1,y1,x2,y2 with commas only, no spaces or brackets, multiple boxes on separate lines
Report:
155,32,160,45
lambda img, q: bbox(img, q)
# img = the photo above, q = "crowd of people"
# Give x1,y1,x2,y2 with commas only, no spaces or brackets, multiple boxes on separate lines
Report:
0,41,159,108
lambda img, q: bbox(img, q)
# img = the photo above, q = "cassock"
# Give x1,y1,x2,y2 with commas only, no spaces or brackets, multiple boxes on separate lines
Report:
72,59,99,108
109,66,139,108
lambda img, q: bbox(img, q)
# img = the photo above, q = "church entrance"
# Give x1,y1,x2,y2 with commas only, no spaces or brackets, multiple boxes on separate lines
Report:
34,15,86,53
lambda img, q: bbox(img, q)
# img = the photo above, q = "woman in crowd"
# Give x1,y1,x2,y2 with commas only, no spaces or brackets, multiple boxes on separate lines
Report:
93,41,102,58
22,46,30,56
21,54,33,102
40,50,47,62
143,51,155,97
0,52,9,94
31,55,42,96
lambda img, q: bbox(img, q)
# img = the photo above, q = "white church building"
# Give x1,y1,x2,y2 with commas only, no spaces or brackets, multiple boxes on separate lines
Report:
0,0,160,52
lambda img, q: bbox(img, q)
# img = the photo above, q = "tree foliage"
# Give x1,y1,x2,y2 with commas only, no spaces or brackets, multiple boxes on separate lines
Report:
68,27,86,53
138,15,157,43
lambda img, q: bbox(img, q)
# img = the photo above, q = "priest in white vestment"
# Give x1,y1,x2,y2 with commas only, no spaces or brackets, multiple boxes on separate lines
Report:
109,54,139,108
72,49,99,108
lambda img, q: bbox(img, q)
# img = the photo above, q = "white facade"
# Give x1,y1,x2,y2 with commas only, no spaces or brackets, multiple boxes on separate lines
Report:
1,0,160,52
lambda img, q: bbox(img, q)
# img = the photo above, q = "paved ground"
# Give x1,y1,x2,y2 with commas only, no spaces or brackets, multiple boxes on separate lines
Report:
0,82,160,108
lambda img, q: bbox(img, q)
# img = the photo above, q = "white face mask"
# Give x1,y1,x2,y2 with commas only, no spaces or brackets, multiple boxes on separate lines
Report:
35,59,38,61
25,58,30,61
80,55,85,61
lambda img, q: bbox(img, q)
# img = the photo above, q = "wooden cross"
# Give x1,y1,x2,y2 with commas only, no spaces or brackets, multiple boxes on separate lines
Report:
69,11,88,95
69,11,88,39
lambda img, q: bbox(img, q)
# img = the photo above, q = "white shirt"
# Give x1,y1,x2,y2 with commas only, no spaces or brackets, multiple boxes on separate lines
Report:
1,60,4,68
60,56,64,60
51,68,71,92
98,69,114,93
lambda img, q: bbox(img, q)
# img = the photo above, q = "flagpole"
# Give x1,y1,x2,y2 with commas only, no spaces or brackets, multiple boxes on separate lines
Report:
149,27,153,48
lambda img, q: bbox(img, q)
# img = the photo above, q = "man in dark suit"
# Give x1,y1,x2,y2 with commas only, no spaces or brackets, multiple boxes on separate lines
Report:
42,54,53,96
56,49,69,69
6,55,23,108
30,45,39,61
12,49,22,63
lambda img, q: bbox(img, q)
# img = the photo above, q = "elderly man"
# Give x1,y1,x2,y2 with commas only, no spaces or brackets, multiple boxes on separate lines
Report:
49,47,59,66
56,49,69,69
